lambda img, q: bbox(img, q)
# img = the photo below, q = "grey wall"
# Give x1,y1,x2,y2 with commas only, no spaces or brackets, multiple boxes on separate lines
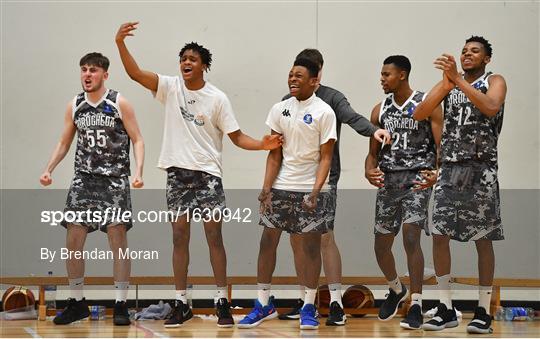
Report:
1,1,539,280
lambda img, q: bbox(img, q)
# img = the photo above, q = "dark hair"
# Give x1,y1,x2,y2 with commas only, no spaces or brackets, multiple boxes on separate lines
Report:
179,42,213,70
79,52,109,71
295,48,324,69
293,58,320,78
465,35,492,57
383,55,411,78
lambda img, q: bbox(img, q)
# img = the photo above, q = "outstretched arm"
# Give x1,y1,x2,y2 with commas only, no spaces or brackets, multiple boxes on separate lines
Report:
228,129,283,150
119,97,145,188
115,22,158,92
39,103,77,186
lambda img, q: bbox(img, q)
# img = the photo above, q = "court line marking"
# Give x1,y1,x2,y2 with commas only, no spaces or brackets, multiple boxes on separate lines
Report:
23,327,42,338
134,322,170,338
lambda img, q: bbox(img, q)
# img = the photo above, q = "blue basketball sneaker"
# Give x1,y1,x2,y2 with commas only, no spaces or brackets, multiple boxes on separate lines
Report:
299,303,319,330
237,297,278,328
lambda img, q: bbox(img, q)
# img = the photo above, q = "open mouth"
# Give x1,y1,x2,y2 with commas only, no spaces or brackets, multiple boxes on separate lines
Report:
289,84,299,91
182,67,193,76
84,79,92,86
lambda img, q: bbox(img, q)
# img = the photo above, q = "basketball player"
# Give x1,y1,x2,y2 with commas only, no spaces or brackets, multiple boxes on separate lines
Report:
39,52,145,326
267,49,391,326
414,36,506,334
365,55,442,330
115,22,282,328
238,58,336,330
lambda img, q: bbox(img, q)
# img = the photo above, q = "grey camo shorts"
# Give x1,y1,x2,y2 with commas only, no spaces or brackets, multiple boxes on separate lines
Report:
166,167,226,219
431,161,503,242
375,170,431,235
259,188,333,234
61,171,132,233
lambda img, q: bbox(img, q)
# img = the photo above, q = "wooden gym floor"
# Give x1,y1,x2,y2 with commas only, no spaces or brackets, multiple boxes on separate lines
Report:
1,314,539,338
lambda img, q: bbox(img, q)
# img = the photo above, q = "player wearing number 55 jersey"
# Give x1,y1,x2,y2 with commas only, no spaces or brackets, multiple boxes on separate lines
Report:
414,36,506,334
39,52,145,326
365,55,442,330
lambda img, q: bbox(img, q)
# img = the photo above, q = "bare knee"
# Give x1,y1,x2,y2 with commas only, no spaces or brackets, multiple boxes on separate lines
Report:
260,228,281,251
172,228,190,248
374,234,393,258
205,227,224,248
402,229,420,254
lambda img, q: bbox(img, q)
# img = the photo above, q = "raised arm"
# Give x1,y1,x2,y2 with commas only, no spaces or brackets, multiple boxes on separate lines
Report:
39,103,77,186
228,130,283,151
364,103,385,188
119,96,145,188
115,22,158,92
414,71,454,121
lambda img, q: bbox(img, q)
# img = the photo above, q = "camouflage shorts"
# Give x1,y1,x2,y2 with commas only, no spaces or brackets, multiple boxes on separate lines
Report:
431,161,503,242
375,170,431,235
259,189,333,234
166,167,226,219
62,171,132,233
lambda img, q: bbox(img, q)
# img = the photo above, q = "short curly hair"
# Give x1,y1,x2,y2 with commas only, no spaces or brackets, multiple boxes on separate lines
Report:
466,36,492,57
179,42,212,70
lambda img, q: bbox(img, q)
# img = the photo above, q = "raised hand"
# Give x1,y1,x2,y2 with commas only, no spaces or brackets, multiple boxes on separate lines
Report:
116,22,139,44
434,54,460,83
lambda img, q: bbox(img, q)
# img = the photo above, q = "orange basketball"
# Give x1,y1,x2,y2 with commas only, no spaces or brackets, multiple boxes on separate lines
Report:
314,285,330,316
342,285,374,318
2,286,36,311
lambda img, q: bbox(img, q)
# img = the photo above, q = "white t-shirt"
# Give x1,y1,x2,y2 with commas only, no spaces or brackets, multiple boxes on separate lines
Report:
266,93,337,191
153,75,240,178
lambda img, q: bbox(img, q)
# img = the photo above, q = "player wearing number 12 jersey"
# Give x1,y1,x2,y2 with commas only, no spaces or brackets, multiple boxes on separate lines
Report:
39,52,145,326
365,55,442,330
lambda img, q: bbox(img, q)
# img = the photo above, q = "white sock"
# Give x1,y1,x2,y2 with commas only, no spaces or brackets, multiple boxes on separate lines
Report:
69,277,84,301
304,288,317,306
436,274,453,309
215,286,228,304
328,283,343,308
411,293,422,307
388,277,402,293
175,290,187,304
114,281,129,302
298,285,305,301
478,286,492,314
257,283,271,306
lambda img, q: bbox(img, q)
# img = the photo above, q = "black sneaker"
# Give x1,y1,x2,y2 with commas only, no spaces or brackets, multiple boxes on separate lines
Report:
164,300,193,328
216,298,234,328
326,301,346,326
278,298,303,320
53,298,90,325
467,307,493,334
400,304,423,330
378,285,409,321
422,303,459,331
113,301,131,326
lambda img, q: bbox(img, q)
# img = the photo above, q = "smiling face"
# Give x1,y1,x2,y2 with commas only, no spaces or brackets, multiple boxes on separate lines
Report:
380,63,404,94
80,64,108,93
460,41,490,72
179,49,206,82
288,65,317,100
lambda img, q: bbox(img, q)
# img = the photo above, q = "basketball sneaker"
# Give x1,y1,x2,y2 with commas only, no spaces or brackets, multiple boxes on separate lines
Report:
278,298,303,320
466,307,493,334
299,303,319,330
378,284,408,321
113,300,131,326
53,298,90,325
164,300,193,328
326,301,346,326
215,298,234,328
400,304,423,330
422,303,459,331
237,297,278,328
